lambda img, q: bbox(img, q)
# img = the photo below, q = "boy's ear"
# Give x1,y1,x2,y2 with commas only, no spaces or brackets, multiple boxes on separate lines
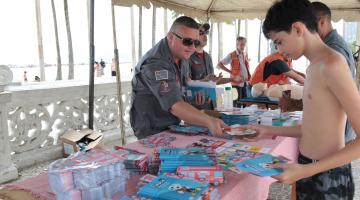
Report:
319,17,326,27
291,22,304,37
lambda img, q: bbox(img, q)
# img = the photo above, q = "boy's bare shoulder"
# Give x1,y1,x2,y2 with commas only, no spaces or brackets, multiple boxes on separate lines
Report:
319,47,347,73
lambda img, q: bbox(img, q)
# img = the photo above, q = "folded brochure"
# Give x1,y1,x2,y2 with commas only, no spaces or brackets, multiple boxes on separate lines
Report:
235,154,290,176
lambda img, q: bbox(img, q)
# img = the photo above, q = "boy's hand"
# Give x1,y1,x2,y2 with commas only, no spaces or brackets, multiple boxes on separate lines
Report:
271,163,312,184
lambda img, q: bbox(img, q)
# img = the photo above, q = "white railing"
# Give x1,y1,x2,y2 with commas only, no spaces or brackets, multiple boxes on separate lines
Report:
0,78,134,183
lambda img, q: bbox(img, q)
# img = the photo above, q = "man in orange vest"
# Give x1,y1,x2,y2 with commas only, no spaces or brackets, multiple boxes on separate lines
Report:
217,36,251,102
249,51,305,87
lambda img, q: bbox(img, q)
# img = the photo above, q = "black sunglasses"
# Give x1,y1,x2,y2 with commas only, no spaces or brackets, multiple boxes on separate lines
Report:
172,32,201,47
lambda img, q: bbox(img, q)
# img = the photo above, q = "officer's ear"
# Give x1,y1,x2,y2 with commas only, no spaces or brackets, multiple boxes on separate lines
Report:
167,32,173,40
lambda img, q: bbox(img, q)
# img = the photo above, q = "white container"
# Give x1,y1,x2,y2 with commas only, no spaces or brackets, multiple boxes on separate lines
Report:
224,86,233,110
216,87,224,110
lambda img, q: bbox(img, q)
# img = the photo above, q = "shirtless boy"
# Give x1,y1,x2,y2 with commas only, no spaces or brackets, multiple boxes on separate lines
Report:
241,0,360,199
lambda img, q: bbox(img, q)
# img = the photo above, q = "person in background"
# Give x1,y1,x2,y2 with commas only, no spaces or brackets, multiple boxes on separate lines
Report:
217,36,251,103
100,59,105,76
189,23,216,80
111,58,116,76
312,1,356,144
100,59,106,68
249,51,305,87
188,23,222,110
240,0,359,199
130,16,228,139
34,76,40,82
95,61,103,77
23,71,28,82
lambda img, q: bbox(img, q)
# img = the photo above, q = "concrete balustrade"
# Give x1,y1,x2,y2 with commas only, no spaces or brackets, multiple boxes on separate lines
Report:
0,78,133,184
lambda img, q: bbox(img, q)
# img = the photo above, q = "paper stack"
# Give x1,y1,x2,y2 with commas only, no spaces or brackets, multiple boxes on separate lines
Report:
48,149,130,200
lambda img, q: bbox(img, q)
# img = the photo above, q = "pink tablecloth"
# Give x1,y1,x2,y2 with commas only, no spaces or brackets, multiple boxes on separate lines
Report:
126,132,299,200
4,132,298,200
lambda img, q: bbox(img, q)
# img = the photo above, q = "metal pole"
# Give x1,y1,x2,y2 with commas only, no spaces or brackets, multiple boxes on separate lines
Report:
111,0,126,146
88,0,95,129
35,0,45,81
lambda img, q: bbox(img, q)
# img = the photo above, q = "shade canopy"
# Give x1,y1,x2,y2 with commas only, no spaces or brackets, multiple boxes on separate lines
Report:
114,0,360,22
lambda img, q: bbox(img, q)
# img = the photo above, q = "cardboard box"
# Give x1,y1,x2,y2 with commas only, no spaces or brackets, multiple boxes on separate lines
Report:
60,129,103,156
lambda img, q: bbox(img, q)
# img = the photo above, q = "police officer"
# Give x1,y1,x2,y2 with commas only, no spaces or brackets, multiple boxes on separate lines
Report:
189,23,214,80
217,36,251,101
130,16,228,139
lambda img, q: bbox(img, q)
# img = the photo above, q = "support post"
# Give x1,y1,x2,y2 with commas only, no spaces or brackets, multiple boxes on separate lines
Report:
0,92,18,184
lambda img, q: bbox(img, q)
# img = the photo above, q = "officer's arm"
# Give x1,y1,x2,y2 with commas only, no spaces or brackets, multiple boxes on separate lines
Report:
170,101,227,137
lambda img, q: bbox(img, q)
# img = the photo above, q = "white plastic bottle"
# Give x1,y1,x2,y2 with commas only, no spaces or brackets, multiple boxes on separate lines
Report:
216,89,224,110
224,86,233,110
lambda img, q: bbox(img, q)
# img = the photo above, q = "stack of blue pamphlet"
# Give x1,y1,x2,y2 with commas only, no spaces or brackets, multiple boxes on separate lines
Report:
168,125,209,135
137,175,211,200
158,148,214,174
220,113,258,126
235,154,289,176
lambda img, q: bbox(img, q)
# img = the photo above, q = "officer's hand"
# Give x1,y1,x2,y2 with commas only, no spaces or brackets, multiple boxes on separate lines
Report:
194,92,206,105
207,118,228,137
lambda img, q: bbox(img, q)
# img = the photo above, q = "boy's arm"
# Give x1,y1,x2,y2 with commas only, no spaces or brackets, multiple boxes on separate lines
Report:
239,124,302,142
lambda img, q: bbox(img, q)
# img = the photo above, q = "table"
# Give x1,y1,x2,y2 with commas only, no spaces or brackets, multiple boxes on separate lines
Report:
238,97,279,109
126,132,299,200
0,132,298,200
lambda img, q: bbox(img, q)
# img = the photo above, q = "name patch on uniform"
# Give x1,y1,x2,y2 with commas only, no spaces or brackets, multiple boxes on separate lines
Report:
159,81,171,95
155,70,168,80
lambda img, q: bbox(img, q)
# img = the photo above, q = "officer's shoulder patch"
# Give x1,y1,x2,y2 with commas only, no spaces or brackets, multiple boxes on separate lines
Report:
154,70,168,81
159,81,171,95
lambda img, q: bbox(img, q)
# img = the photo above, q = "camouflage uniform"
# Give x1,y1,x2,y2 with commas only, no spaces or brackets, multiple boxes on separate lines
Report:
296,153,354,200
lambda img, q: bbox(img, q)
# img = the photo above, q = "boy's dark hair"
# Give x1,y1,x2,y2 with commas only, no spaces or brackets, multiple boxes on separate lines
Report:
262,0,318,39
312,1,331,21
236,36,247,42
170,16,199,32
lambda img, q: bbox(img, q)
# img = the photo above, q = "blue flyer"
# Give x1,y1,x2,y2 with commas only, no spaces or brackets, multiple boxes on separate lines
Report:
235,154,289,177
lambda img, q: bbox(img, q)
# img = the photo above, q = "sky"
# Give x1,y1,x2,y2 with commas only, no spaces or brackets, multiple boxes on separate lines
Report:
0,0,354,76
